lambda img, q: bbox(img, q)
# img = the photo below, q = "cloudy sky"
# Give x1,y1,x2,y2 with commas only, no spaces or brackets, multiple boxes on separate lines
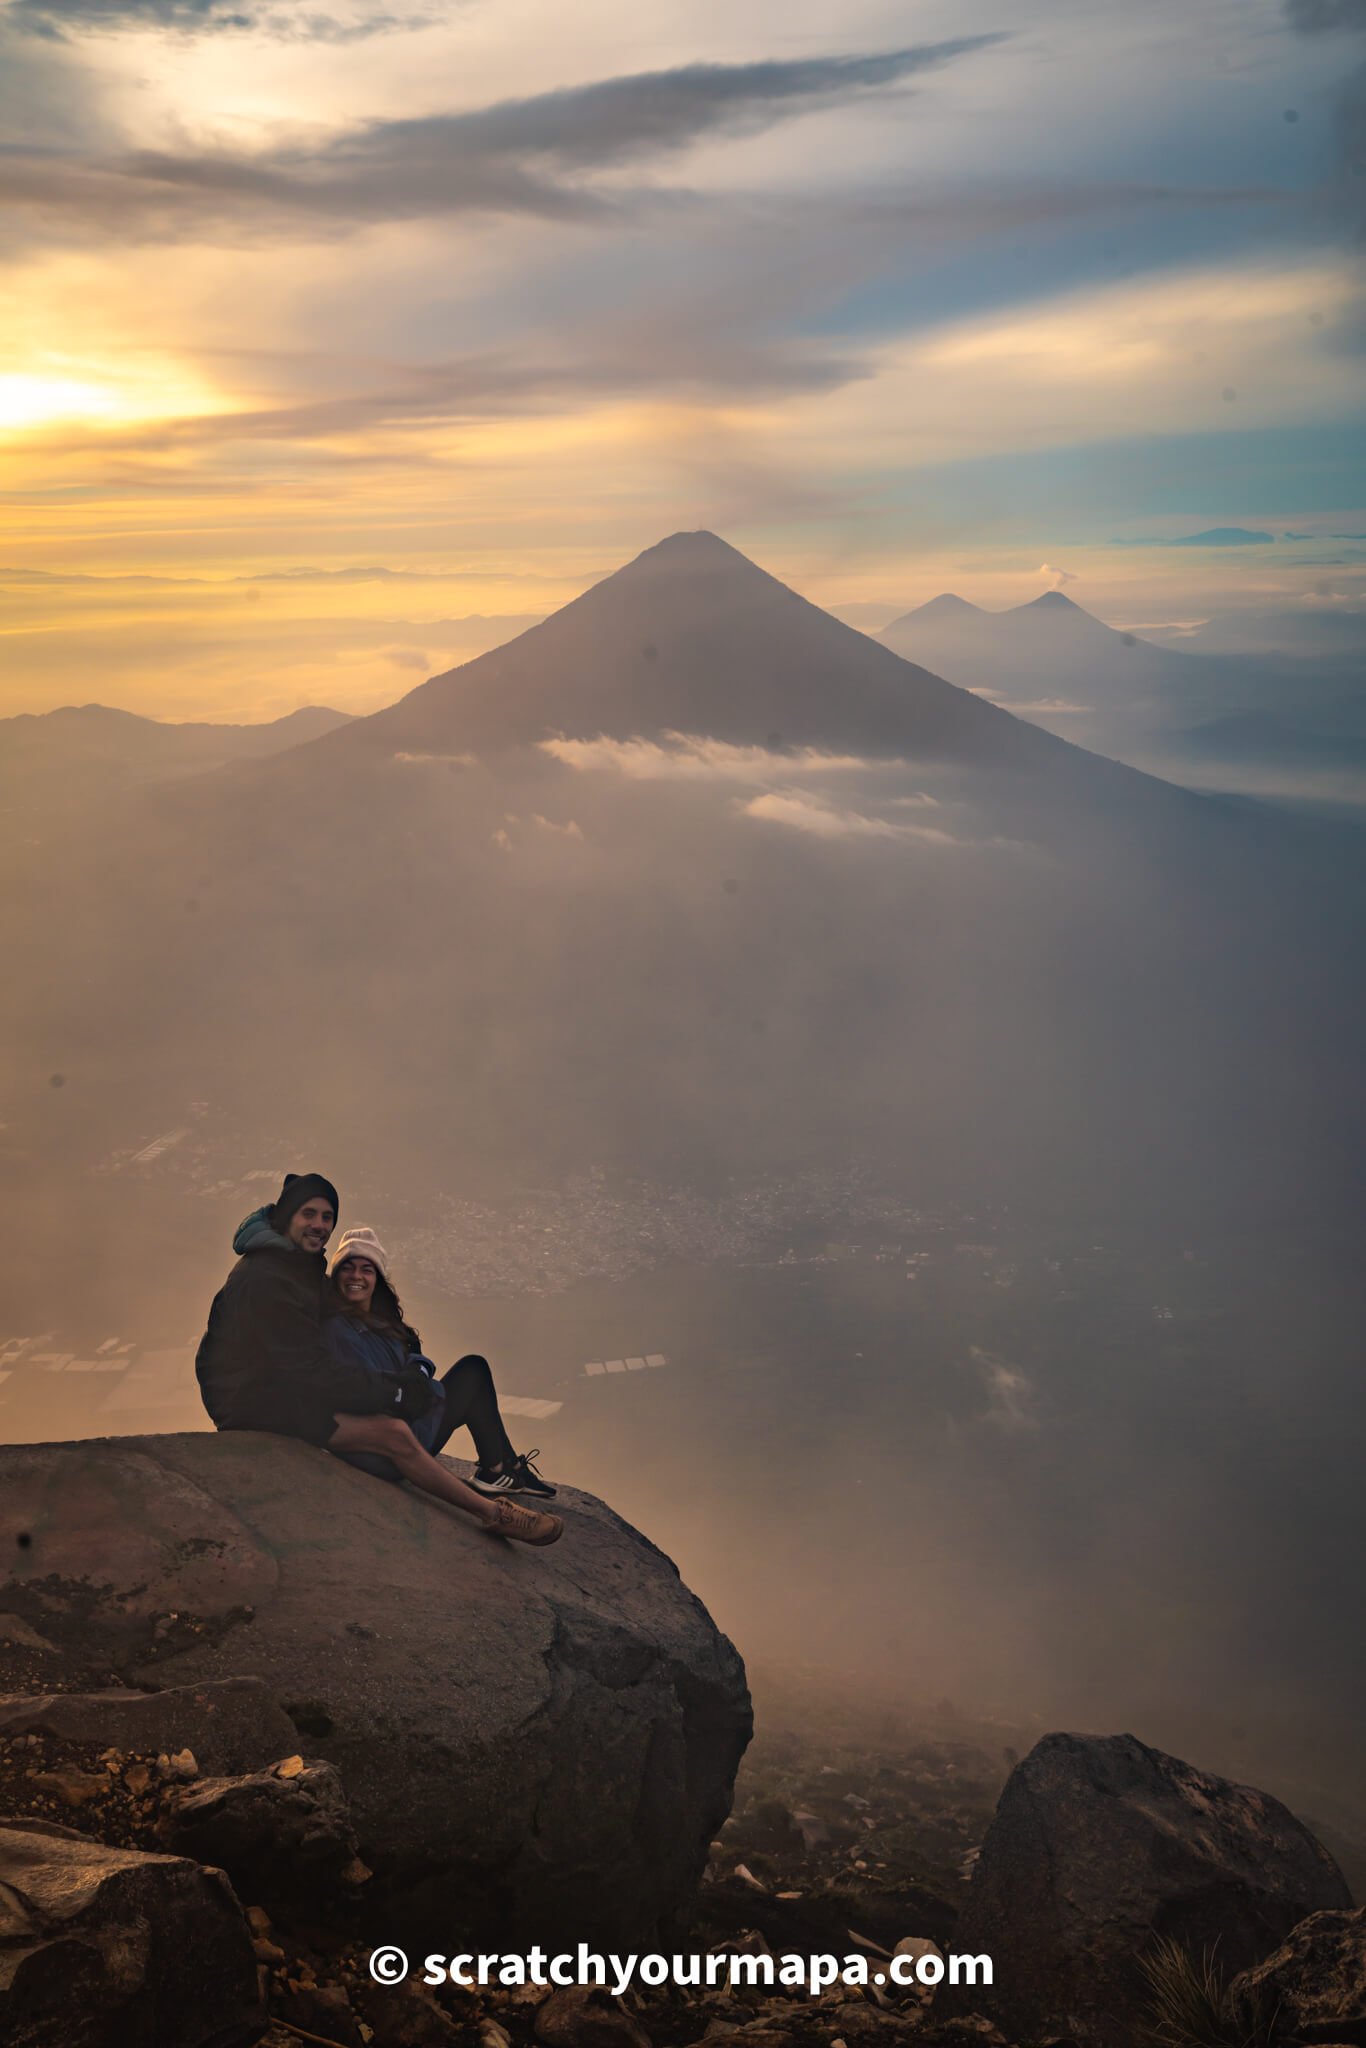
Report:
1,0,1363,717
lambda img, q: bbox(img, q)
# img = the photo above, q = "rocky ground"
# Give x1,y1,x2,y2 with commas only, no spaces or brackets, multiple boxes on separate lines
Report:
4,1667,1365,2048
0,1671,1027,2048
3,1431,1361,2048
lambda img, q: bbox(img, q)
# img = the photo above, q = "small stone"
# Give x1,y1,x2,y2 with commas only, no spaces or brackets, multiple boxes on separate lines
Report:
246,1905,273,1935
480,2021,513,2048
124,1763,151,1795
534,1987,650,2048
274,1754,306,1780
253,1938,286,1964
32,1766,108,1808
729,1931,771,1957
352,1975,461,2044
341,1854,373,1885
893,1937,943,1968
280,1982,363,2047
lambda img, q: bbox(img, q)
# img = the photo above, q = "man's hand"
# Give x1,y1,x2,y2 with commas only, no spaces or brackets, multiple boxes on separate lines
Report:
394,1367,444,1424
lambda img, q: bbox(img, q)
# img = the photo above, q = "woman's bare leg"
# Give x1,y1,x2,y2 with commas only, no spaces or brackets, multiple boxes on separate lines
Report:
327,1414,498,1520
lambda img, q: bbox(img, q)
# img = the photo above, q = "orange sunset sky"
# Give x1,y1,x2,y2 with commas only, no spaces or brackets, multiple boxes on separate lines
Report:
2,0,1363,720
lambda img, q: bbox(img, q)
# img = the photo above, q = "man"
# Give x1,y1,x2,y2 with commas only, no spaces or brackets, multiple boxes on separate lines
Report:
196,1171,418,1443
196,1171,562,1543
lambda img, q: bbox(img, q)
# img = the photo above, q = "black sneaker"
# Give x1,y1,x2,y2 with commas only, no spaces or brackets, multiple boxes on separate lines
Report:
469,1463,516,1496
505,1449,557,1499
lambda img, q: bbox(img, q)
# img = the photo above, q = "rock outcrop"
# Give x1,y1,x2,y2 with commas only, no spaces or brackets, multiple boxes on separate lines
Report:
0,1432,752,1949
0,1677,300,1772
159,1755,363,1909
0,1816,263,2048
942,1730,1353,2046
1228,1904,1366,2042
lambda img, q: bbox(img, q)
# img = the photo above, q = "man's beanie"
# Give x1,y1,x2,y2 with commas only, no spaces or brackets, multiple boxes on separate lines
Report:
271,1171,340,1231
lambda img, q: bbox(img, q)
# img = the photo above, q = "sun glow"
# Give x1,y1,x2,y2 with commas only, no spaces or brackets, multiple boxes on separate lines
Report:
0,375,124,433
0,346,232,438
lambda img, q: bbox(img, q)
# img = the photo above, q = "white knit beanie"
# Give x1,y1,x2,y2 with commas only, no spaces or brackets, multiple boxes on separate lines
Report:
330,1226,393,1285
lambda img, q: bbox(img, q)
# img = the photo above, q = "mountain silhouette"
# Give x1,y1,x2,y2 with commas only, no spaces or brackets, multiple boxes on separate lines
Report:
1,700,352,768
878,586,1194,759
0,700,354,849
886,591,984,624
314,531,1066,770
882,585,1149,656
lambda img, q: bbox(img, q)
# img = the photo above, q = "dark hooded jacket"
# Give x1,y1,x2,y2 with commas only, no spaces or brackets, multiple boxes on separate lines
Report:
195,1209,407,1444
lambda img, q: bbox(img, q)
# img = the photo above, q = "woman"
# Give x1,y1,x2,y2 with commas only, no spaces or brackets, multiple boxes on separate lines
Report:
326,1225,559,1505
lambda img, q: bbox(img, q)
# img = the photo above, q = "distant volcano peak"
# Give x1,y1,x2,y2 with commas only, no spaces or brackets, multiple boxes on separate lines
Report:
1028,590,1084,611
914,593,984,618
312,524,1066,771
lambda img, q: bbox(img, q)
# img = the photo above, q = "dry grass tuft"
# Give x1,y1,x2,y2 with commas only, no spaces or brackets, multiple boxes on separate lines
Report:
1137,1937,1282,2048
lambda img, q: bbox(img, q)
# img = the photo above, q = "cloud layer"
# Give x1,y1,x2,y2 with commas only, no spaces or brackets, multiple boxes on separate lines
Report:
2,0,1364,717
0,41,1005,240
6,0,437,41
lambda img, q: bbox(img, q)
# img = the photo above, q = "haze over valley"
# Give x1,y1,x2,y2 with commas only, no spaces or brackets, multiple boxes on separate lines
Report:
2,531,1363,1865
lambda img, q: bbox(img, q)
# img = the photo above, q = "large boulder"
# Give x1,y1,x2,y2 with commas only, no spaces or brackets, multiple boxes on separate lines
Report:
942,1731,1353,2047
0,1816,263,2048
0,1433,752,1947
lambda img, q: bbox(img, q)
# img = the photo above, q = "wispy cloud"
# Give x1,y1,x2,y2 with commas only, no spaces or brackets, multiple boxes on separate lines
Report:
538,733,896,783
740,790,959,845
0,41,1007,241
393,749,478,764
1109,527,1277,547
996,698,1090,715
5,0,440,41
537,735,967,843
784,258,1366,467
1112,620,1211,636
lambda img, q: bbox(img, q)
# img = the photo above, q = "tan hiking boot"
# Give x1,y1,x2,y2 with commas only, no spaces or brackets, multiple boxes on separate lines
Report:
482,1496,563,1546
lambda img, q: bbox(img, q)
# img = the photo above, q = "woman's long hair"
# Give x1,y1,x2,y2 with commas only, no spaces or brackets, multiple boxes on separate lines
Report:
332,1261,422,1354
370,1272,422,1352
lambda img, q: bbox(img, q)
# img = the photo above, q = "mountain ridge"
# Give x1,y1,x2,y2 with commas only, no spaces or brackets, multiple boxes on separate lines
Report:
1,702,352,737
882,587,1141,640
250,532,1212,830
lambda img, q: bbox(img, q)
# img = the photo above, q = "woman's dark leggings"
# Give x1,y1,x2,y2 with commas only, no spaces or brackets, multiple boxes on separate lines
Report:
332,1354,515,1485
428,1354,516,1468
